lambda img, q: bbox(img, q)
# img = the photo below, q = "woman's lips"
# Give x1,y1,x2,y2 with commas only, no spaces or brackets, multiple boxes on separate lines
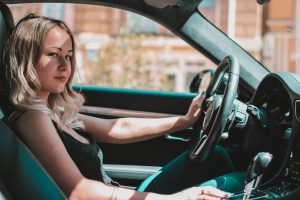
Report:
55,76,68,82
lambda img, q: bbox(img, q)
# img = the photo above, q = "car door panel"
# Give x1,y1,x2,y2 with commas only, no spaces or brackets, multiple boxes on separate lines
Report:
75,85,196,166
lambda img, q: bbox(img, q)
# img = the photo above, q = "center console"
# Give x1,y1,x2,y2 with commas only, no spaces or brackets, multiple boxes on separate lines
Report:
228,157,300,199
262,158,300,199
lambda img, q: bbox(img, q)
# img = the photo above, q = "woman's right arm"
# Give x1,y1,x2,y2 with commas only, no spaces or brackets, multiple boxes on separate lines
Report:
13,111,162,198
15,111,84,196
14,111,226,200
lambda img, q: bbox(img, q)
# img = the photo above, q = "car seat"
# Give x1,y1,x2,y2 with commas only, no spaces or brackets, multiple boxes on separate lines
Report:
0,2,66,199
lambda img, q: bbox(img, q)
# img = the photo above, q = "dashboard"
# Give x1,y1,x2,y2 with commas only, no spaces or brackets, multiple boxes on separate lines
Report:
251,72,300,161
246,72,300,199
252,74,295,125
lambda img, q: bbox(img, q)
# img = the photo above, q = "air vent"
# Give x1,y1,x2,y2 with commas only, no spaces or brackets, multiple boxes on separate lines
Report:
295,100,300,121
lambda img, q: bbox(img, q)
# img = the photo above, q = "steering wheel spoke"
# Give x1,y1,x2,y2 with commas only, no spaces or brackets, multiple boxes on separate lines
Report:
191,132,207,157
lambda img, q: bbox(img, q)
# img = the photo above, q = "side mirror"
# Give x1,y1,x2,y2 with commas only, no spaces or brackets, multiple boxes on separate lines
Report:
189,69,214,93
190,69,230,94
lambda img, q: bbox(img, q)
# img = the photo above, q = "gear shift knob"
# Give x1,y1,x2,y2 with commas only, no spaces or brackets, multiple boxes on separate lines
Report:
243,152,273,200
245,152,273,184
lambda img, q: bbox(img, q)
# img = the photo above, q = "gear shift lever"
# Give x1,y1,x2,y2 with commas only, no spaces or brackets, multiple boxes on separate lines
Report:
243,152,273,200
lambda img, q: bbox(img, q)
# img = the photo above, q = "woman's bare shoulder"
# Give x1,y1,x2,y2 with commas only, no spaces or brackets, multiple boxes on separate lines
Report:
18,110,50,122
14,110,53,133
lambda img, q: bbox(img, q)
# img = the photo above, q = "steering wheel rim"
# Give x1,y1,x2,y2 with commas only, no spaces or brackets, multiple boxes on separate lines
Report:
189,55,240,163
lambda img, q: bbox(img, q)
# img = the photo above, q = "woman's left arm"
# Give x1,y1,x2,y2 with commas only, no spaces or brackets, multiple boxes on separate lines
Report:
79,93,205,144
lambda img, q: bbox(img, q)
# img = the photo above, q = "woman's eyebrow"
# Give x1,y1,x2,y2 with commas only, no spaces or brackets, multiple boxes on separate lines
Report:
46,47,73,52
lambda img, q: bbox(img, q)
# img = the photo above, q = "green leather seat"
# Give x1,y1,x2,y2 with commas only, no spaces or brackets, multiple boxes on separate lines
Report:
0,2,66,199
0,117,66,199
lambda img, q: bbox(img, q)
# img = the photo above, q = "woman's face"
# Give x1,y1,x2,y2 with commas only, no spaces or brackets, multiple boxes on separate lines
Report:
35,26,73,101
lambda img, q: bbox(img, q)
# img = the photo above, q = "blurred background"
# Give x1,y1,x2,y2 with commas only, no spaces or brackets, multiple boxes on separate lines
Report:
8,0,300,92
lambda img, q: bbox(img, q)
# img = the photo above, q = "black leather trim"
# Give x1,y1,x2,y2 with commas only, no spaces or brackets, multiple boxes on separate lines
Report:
0,2,15,119
0,2,14,34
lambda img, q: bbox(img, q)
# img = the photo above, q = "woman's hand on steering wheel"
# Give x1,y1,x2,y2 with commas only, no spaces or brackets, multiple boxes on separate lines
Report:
182,91,206,128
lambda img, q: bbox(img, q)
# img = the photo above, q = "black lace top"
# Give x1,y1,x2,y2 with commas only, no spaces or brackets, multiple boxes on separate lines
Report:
52,122,117,185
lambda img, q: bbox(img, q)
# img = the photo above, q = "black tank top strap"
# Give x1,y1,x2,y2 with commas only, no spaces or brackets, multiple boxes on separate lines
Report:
7,110,26,128
77,128,93,141
51,120,93,142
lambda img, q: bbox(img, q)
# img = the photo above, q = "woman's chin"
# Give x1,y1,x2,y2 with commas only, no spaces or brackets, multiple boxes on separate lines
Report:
50,87,65,94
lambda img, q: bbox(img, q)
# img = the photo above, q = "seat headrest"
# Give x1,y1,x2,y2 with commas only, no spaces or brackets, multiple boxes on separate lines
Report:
0,2,15,119
0,3,14,51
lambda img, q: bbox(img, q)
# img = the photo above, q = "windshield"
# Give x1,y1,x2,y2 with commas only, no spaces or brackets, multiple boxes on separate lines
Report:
199,0,300,73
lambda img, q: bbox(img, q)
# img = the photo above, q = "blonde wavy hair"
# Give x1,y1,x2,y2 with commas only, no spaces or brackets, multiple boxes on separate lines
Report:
3,13,85,129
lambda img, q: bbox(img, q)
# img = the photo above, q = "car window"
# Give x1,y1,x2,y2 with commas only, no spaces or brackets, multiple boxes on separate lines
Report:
9,3,215,93
198,0,300,74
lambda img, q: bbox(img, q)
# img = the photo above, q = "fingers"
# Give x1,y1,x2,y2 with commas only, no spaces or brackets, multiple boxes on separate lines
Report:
200,90,206,96
174,186,228,200
199,186,227,198
193,186,227,200
184,90,207,125
198,194,221,200
193,91,206,108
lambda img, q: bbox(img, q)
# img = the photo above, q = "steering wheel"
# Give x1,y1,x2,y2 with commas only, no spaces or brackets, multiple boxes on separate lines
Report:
189,55,240,163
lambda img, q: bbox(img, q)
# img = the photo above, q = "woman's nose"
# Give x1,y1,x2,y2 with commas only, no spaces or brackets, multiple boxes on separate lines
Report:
58,56,69,70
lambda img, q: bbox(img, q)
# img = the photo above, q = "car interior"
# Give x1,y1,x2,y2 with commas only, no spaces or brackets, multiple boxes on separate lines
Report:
1,0,300,199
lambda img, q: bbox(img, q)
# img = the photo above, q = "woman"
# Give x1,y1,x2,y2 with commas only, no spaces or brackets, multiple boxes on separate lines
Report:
2,13,231,199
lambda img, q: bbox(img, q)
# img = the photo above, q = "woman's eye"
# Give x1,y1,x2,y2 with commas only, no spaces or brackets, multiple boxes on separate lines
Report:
48,52,58,57
65,55,72,61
